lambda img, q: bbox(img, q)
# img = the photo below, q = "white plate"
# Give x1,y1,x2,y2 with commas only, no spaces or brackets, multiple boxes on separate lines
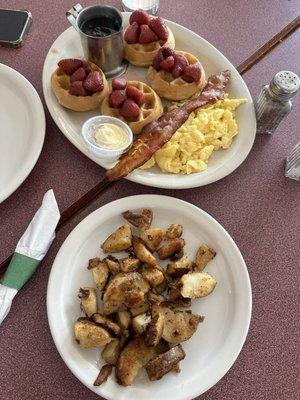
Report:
0,64,45,203
47,195,252,400
42,13,256,189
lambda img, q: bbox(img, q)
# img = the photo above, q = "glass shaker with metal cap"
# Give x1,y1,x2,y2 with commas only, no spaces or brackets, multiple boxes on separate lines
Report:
255,71,300,134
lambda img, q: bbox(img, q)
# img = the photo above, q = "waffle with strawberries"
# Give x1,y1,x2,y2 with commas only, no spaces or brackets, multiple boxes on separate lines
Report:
147,47,206,101
101,78,163,134
124,10,175,67
51,58,109,112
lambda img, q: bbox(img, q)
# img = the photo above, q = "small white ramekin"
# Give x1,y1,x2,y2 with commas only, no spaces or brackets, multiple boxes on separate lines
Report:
81,116,133,161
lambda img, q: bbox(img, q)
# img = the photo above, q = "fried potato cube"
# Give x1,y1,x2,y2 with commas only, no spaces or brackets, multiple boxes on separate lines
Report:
157,238,185,260
74,318,112,348
130,301,149,317
101,225,132,253
166,257,191,278
101,339,121,365
147,291,166,304
92,313,121,336
165,224,183,239
132,313,151,334
103,272,149,315
119,257,141,273
116,311,131,330
140,267,165,288
145,345,185,381
122,209,153,229
140,228,165,252
180,272,217,298
145,312,164,347
88,258,109,290
132,236,157,266
103,255,120,273
194,244,216,271
153,306,203,344
93,364,113,386
116,336,156,386
78,287,98,316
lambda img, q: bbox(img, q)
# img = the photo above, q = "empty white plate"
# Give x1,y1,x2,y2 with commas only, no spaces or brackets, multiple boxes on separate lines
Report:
0,64,45,203
47,195,252,400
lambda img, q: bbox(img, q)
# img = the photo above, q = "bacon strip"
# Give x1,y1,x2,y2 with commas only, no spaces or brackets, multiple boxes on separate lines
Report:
106,70,231,182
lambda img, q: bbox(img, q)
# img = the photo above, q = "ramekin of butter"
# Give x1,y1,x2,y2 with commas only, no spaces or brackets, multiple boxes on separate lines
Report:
81,116,133,160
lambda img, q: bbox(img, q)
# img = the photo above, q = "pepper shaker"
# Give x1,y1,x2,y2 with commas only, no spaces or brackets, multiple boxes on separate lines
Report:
255,71,300,134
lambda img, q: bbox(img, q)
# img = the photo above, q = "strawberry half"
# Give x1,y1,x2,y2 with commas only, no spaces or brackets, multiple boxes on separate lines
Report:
160,55,175,72
69,81,87,96
149,17,168,41
58,59,83,75
124,22,139,44
139,25,159,44
126,85,145,107
119,99,140,118
70,67,86,83
129,9,151,26
109,90,127,108
182,63,202,83
83,71,104,93
112,77,127,91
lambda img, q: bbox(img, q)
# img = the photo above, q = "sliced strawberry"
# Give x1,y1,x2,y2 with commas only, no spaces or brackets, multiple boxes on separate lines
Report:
119,99,140,118
160,55,175,72
161,45,175,59
70,67,86,83
124,22,139,44
129,9,151,25
126,85,145,107
58,58,82,75
109,90,127,108
149,17,168,41
69,81,87,96
171,64,184,78
139,25,159,44
112,77,127,90
81,60,92,74
152,50,165,71
182,63,202,83
83,71,104,93
174,54,189,69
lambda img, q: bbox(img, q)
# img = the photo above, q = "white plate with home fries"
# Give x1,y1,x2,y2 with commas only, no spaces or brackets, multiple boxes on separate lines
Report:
47,195,252,400
43,13,256,189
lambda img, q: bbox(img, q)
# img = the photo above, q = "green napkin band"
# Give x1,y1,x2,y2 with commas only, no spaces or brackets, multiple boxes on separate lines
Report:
2,252,40,291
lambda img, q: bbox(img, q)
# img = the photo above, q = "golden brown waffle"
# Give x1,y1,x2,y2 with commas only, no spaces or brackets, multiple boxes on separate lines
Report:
101,81,163,135
147,51,206,101
51,62,109,112
124,27,175,67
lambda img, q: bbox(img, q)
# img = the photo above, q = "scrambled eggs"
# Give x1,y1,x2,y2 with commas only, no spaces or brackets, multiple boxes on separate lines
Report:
140,97,246,174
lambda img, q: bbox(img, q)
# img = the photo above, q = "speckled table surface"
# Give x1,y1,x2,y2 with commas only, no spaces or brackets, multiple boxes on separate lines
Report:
0,1,299,399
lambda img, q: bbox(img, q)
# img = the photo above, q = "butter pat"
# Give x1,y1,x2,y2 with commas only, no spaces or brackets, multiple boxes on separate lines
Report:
94,123,129,150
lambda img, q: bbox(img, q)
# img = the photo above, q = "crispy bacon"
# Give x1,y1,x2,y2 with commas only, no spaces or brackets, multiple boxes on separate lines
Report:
106,70,231,182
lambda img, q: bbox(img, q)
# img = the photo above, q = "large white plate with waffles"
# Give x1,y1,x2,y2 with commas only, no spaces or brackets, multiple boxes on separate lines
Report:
47,195,252,400
42,13,256,189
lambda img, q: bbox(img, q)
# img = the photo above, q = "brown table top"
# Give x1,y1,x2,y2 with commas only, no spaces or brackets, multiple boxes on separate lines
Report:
0,1,299,399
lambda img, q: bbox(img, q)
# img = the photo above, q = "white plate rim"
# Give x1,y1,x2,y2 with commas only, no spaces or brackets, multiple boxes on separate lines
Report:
0,63,45,203
47,194,252,399
42,14,256,190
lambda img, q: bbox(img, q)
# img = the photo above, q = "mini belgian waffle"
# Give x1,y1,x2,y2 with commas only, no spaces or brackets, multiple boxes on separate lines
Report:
51,62,109,112
101,81,163,135
147,51,206,101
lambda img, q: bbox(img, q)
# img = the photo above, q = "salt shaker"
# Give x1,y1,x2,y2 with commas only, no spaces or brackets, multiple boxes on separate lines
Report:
255,71,300,134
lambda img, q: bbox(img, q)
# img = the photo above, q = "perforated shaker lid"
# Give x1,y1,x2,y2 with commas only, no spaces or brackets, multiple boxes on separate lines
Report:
271,71,300,99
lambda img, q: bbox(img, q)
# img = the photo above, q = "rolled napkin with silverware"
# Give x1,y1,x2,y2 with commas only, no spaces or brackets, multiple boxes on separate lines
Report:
0,189,60,325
